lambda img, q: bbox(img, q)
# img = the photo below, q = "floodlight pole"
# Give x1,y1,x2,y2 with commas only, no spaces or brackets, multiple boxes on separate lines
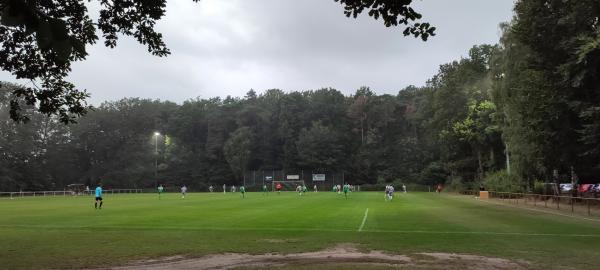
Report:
154,132,160,188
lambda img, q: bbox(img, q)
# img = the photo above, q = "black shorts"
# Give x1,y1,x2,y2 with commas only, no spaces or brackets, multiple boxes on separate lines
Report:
95,197,103,201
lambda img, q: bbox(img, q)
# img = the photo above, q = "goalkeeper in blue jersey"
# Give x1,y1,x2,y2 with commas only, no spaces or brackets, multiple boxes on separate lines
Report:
94,184,103,209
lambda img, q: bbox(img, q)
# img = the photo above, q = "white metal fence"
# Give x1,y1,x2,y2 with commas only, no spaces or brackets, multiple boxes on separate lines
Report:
0,189,143,199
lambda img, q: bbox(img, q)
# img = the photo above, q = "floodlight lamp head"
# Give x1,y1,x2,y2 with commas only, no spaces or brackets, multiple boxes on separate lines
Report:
154,132,161,136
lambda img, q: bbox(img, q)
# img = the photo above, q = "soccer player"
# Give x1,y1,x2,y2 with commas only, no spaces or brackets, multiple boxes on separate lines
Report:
385,185,391,201
343,183,350,199
332,185,337,193
337,184,342,195
276,183,282,194
158,184,164,199
262,184,268,195
302,184,308,195
402,184,407,193
231,185,236,193
240,186,246,198
181,185,187,199
223,184,226,194
209,185,214,192
296,185,302,196
94,184,103,209
313,184,318,192
388,185,395,201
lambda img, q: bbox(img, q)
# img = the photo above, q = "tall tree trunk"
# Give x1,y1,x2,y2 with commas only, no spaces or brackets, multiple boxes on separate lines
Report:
490,147,495,169
360,117,364,145
477,149,484,181
505,142,511,175
413,123,418,139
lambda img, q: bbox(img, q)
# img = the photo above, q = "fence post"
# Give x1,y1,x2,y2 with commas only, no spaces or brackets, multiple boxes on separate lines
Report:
588,199,591,216
534,195,536,206
571,197,574,213
557,196,560,209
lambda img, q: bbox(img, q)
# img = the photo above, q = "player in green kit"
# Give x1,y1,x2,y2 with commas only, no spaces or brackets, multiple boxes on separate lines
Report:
343,183,350,199
240,186,246,198
157,185,164,199
302,185,308,195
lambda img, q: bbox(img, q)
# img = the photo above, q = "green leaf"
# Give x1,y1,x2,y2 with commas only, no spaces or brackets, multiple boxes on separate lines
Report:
36,20,53,50
70,37,86,55
53,39,73,62
1,7,24,27
48,18,69,41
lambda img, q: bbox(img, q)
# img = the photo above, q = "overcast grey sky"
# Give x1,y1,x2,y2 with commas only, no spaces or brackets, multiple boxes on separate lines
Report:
0,0,515,105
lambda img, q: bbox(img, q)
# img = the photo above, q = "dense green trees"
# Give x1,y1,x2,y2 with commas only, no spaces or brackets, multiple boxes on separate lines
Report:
1,0,599,192
0,45,503,191
494,0,600,185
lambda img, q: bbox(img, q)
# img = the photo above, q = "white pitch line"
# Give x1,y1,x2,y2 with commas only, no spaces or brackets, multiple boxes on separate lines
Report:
358,208,369,232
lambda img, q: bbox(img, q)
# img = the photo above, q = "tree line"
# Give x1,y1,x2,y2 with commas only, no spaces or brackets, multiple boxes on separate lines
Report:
1,0,599,192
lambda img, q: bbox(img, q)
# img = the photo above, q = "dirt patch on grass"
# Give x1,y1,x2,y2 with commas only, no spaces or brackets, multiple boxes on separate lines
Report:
106,244,528,270
414,253,529,270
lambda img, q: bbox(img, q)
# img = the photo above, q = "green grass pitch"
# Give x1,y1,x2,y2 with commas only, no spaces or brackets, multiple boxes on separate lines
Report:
1,192,599,269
